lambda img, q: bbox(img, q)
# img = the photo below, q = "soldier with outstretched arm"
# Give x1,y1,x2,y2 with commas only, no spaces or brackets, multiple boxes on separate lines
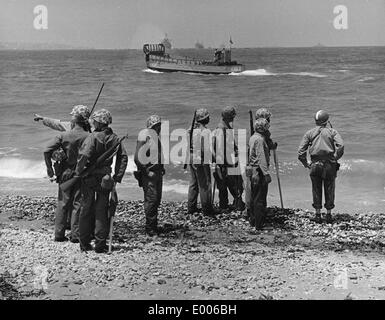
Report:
43,105,90,242
75,109,128,253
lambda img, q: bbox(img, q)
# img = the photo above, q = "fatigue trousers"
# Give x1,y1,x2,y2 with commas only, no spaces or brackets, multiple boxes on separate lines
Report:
309,161,337,210
250,168,268,229
79,174,110,250
142,170,163,231
55,181,81,240
188,164,213,214
214,165,244,210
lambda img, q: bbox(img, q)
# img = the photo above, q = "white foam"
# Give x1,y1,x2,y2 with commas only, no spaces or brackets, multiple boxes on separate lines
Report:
229,69,327,78
284,72,327,78
230,69,275,76
143,68,163,74
0,157,46,179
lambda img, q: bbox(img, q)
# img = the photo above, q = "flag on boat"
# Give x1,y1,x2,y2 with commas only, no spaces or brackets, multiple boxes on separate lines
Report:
229,36,233,45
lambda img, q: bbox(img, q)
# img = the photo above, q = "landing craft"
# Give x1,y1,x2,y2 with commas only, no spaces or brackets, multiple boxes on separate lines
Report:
143,43,245,75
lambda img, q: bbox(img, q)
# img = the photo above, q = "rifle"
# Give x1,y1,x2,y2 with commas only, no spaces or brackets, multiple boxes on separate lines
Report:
88,83,105,133
249,110,254,137
273,149,284,209
184,110,197,169
108,184,118,254
60,135,126,193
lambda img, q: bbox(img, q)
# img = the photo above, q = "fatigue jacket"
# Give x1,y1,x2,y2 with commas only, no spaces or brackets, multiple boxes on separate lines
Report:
298,126,344,167
212,120,238,166
42,117,72,132
75,127,128,183
188,123,212,165
134,128,164,173
44,126,89,177
249,132,270,176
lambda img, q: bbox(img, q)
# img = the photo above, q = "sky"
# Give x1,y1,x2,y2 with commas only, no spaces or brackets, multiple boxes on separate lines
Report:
0,0,384,49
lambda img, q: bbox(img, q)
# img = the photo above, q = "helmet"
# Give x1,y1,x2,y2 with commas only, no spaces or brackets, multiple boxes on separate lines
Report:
92,109,112,125
146,115,161,128
195,108,210,122
254,118,270,133
70,105,91,119
222,106,236,120
314,110,329,125
255,107,272,121
51,148,67,162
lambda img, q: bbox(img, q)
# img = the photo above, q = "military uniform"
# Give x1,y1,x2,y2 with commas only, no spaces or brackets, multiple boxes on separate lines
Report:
245,108,276,217
134,115,164,234
187,109,215,215
76,109,128,251
298,111,344,216
43,105,91,241
212,106,244,211
248,118,272,229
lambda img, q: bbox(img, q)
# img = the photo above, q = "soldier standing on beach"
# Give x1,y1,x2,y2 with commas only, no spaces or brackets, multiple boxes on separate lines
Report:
134,115,165,236
247,118,272,229
245,107,277,218
212,106,245,211
75,109,128,253
187,108,218,216
43,105,90,242
298,110,344,223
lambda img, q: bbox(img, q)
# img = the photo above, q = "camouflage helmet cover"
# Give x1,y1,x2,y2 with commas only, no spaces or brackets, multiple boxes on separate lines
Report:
255,107,272,121
195,108,210,122
51,148,67,162
222,106,236,120
254,118,270,133
70,105,91,119
92,108,112,125
146,115,161,128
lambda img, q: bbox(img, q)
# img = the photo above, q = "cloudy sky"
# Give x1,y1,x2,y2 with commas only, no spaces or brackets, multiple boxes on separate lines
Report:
0,0,384,48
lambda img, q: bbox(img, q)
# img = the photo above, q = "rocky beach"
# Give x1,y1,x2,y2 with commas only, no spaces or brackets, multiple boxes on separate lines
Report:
1,194,385,300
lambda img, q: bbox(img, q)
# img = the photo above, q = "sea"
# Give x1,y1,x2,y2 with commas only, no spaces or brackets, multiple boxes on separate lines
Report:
1,47,384,213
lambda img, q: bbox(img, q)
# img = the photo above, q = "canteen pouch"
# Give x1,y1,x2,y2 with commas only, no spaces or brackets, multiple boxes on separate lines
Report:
133,170,143,187
101,174,114,191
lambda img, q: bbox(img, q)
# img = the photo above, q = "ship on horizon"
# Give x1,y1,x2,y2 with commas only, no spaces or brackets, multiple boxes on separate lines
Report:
194,41,204,49
161,34,172,50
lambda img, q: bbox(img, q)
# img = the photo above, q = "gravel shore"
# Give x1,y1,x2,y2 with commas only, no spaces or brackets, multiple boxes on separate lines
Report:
1,195,385,300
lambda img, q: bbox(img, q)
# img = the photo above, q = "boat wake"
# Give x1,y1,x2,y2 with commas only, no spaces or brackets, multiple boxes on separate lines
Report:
230,69,327,78
143,68,163,74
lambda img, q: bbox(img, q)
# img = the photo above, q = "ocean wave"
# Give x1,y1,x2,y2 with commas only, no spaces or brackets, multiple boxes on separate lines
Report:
142,68,163,74
162,179,189,194
283,72,327,78
357,76,377,83
0,157,46,179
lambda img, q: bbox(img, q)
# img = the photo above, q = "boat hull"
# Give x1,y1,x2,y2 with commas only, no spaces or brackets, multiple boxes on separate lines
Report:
146,61,245,74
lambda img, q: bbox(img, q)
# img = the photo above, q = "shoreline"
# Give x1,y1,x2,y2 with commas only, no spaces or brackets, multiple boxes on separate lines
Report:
2,194,385,300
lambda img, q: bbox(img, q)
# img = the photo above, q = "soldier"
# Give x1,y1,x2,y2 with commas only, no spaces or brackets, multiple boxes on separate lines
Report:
245,107,277,217
75,109,128,253
43,105,90,242
298,110,344,223
187,108,218,216
34,107,91,132
35,105,92,230
134,115,165,236
212,106,245,211
247,118,272,229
